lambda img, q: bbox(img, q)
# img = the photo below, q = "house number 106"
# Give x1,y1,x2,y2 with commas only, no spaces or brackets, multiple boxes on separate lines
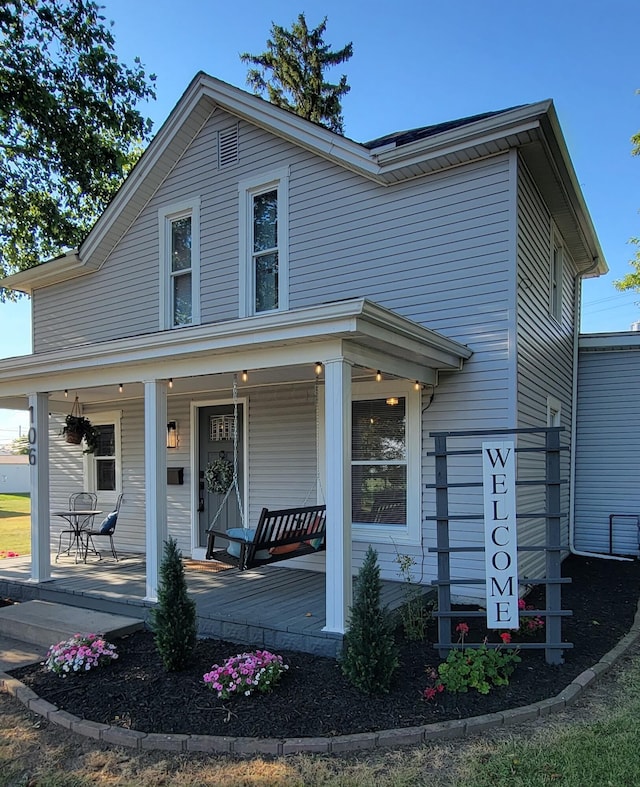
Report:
28,405,37,466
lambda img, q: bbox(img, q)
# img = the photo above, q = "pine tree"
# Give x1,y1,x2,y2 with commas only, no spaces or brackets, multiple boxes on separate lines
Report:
151,537,197,671
341,546,399,694
240,14,352,134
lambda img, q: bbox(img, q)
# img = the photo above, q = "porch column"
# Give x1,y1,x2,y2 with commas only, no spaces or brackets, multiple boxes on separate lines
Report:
28,392,51,582
143,380,168,601
322,358,352,634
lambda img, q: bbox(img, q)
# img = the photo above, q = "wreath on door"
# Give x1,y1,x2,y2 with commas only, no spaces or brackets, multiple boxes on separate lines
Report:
204,456,234,495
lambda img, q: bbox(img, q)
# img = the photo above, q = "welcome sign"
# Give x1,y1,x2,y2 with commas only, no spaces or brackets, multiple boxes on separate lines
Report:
482,441,518,629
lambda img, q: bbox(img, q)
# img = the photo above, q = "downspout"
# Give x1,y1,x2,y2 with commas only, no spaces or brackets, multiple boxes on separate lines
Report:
569,264,630,561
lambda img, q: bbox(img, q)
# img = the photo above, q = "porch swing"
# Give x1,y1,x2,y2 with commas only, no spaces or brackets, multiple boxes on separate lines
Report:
205,373,327,571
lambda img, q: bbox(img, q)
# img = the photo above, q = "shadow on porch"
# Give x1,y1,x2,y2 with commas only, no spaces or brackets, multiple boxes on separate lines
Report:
0,555,409,657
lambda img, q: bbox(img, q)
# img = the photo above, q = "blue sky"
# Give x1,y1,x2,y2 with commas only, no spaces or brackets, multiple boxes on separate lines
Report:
0,0,638,438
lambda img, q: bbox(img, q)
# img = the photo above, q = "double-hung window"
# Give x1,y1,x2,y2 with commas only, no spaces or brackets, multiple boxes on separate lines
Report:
319,380,421,545
239,168,289,317
159,199,201,329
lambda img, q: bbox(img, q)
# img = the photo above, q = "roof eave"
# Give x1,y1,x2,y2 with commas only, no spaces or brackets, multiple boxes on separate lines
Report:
0,250,84,295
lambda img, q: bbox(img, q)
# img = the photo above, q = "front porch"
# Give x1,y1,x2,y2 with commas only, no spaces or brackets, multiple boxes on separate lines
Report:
0,555,409,657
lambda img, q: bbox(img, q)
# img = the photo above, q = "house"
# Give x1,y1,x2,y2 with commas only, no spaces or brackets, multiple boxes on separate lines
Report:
0,455,29,494
574,331,640,558
0,73,607,642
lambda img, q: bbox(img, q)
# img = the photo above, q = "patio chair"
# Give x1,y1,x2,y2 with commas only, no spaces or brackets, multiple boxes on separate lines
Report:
82,493,123,562
55,491,98,561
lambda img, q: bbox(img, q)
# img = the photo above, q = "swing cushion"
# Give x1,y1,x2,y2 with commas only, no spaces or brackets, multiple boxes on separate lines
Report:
225,529,270,561
269,540,303,556
305,517,325,550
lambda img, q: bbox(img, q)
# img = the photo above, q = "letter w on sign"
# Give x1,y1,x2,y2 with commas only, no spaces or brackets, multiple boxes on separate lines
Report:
482,441,518,629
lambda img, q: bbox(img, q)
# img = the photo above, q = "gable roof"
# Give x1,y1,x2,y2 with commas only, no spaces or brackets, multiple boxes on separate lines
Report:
0,72,606,294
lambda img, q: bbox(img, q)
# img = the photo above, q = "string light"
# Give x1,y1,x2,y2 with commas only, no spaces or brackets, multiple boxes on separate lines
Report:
168,378,173,389
314,362,322,376
118,383,123,393
241,370,248,383
376,370,382,382
414,381,421,391
64,390,68,398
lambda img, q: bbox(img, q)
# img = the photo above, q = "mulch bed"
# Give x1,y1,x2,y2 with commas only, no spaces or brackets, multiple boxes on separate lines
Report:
9,555,640,739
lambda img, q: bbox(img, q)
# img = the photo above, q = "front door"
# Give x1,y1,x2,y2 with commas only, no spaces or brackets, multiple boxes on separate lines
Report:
198,404,244,549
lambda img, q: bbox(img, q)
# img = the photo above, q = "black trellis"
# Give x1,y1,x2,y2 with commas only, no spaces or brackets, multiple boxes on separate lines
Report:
425,426,572,665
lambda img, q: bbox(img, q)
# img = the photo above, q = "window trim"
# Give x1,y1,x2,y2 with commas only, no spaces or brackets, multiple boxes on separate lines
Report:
158,198,201,330
238,167,289,317
546,395,562,428
83,410,122,507
550,223,563,323
318,379,422,546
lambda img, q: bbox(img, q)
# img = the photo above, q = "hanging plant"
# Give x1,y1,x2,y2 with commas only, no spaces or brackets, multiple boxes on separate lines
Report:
61,397,99,454
204,456,234,495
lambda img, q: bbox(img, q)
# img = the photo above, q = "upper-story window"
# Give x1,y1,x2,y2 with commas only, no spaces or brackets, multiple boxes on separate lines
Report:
239,168,289,317
159,199,201,329
550,227,563,323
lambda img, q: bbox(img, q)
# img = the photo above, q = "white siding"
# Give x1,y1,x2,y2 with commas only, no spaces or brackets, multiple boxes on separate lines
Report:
35,113,517,587
515,160,577,580
33,114,512,356
574,347,640,556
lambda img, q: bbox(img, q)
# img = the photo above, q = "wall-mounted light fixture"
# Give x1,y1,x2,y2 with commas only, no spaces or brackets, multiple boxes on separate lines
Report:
166,421,178,449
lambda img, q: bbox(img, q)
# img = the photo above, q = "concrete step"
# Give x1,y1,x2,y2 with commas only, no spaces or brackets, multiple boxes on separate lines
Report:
0,600,144,649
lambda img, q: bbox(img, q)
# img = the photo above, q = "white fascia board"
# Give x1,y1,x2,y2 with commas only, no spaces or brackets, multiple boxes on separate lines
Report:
358,300,473,362
371,102,552,166
579,332,640,351
0,250,83,295
198,77,381,180
0,298,471,392
540,105,608,278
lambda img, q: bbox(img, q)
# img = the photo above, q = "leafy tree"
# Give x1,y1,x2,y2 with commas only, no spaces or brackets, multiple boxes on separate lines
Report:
0,0,156,297
614,93,640,296
151,537,197,671
240,14,352,134
341,545,399,694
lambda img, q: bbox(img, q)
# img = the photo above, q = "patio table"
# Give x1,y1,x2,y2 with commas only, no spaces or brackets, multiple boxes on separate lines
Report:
53,510,102,563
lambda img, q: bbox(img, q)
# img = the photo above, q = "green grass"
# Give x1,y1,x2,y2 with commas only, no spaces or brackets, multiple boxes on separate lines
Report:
452,657,640,787
0,493,30,555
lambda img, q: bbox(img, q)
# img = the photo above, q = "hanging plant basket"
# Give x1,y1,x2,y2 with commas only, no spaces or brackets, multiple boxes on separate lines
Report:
204,456,234,495
61,397,99,454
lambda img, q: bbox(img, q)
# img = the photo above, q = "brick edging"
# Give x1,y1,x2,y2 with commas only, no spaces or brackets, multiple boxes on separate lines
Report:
3,602,640,756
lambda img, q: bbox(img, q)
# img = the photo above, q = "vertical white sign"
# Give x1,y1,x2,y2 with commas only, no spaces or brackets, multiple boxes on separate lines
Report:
482,441,518,629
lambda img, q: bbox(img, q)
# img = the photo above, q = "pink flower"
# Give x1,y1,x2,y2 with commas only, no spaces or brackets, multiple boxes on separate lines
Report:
455,622,469,636
500,632,512,644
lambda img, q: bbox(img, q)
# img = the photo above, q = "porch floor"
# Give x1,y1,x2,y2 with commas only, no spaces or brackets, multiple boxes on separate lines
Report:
0,555,409,657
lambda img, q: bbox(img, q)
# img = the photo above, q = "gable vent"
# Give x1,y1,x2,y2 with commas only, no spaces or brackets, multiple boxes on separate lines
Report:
218,125,239,168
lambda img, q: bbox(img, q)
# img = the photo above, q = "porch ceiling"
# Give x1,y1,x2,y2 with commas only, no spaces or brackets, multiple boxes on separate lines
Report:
0,298,472,408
